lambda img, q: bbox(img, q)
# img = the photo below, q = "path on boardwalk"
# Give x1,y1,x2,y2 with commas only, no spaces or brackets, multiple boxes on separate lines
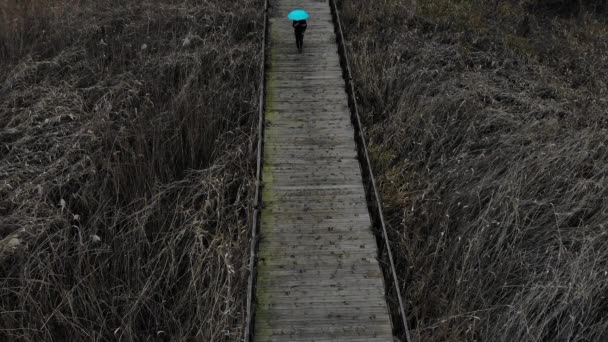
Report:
254,1,394,341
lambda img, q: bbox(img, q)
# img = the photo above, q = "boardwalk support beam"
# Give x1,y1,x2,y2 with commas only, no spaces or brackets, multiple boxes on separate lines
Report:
329,1,413,341
244,0,269,341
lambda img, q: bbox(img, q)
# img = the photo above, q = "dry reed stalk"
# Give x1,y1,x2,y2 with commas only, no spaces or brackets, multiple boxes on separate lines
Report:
340,0,608,341
0,0,264,340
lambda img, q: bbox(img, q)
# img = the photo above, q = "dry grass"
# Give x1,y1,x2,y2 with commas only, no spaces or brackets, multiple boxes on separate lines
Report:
0,0,262,340
340,0,608,341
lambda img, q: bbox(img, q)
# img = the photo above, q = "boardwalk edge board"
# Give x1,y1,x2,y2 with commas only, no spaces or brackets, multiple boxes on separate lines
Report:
329,0,413,341
245,0,269,341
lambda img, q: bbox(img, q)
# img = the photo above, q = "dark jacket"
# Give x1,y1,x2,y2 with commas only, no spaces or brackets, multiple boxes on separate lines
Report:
293,20,307,35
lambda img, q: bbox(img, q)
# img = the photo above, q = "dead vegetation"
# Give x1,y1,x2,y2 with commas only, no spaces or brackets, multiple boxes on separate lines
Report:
339,0,608,341
0,0,262,340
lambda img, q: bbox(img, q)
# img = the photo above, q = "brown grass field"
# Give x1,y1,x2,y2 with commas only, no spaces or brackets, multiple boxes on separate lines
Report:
0,0,262,340
3,0,608,341
339,0,608,341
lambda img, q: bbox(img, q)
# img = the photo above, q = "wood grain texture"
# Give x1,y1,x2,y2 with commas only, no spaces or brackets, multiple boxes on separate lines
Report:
254,0,393,341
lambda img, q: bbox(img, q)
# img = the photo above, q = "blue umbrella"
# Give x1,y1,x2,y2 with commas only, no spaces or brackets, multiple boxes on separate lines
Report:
288,9,309,21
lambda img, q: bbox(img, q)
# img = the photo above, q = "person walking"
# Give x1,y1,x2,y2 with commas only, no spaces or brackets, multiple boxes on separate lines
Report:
288,9,309,53
293,19,307,53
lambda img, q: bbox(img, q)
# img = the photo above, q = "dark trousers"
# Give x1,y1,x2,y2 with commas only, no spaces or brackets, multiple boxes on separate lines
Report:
295,32,304,50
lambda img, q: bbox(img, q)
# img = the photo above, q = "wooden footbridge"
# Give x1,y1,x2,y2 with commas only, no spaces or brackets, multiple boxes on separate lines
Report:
245,1,411,341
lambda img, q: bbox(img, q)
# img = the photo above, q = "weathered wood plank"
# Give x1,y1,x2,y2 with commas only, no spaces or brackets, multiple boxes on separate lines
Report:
257,326,393,338
258,257,379,268
257,317,390,326
264,170,363,177
263,338,390,342
260,214,372,222
259,243,378,252
260,229,375,238
262,227,374,235
256,288,386,298
264,200,367,208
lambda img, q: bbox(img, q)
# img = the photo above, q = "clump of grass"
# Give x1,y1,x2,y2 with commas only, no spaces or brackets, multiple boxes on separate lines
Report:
0,0,262,340
340,0,608,341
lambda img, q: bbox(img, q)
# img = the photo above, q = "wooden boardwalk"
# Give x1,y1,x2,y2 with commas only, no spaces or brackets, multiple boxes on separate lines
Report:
253,1,394,341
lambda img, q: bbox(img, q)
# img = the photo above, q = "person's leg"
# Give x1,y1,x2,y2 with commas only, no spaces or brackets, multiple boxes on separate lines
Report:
296,33,303,52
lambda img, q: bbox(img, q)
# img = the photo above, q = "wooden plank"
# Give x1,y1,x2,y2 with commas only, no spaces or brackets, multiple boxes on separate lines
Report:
260,231,375,239
260,226,373,234
260,303,391,313
260,240,379,249
265,178,367,183
264,175,363,181
261,225,373,233
264,205,369,212
263,199,368,207
259,330,392,341
258,252,379,262
268,88,345,93
273,90,346,95
264,165,360,172
259,248,377,258
266,127,355,133
257,266,384,276
265,182,365,188
262,212,371,220
257,269,384,280
269,97,348,103
264,144,356,150
257,320,391,330
264,170,362,178
265,135,354,141
270,103,349,110
258,305,389,315
266,117,351,123
260,209,369,217
264,200,367,208
256,287,385,297
266,112,351,118
264,125,353,131
259,303,390,312
264,135,355,142
262,337,391,342
259,243,378,252
258,287,384,300
262,189,365,196
260,246,378,255
264,162,363,168
257,258,379,268
268,108,349,114
265,129,353,135
261,294,389,304
262,222,374,230
258,259,380,269
260,225,372,232
257,323,392,334
257,277,387,288
264,168,362,175
257,317,390,326
265,146,356,152
265,172,362,178
266,144,358,151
